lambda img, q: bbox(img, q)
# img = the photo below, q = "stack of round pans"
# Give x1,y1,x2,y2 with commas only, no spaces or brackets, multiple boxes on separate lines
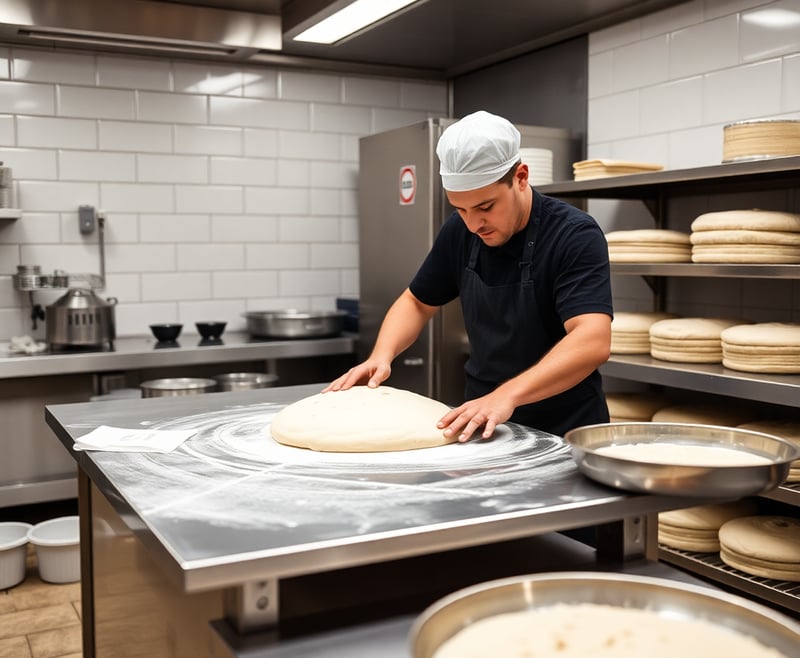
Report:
605,229,691,262
690,210,800,263
519,147,553,186
719,516,800,581
721,322,800,374
611,311,676,354
738,420,800,482
658,499,757,552
722,118,800,162
648,317,740,363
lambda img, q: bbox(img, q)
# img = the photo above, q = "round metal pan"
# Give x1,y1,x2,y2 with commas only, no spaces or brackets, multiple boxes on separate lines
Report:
410,571,800,658
243,310,347,338
563,422,800,497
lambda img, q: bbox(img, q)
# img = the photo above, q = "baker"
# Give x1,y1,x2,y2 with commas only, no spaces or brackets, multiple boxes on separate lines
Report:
326,110,613,440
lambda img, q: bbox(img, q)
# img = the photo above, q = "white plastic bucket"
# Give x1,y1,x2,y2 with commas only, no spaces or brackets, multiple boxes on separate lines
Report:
27,516,80,584
0,522,32,589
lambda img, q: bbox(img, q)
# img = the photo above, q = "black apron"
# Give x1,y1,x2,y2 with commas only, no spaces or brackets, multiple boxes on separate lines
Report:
459,194,608,437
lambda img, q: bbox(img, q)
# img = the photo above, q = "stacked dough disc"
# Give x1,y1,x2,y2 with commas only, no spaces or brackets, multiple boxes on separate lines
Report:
738,420,800,483
648,317,739,363
651,402,755,428
573,159,663,180
611,312,677,354
720,322,800,374
719,516,800,581
658,499,757,552
722,119,800,162
606,229,692,262
690,210,800,263
605,391,668,422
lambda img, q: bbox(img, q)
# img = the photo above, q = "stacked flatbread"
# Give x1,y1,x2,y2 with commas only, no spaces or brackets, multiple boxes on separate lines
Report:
719,516,800,581
605,391,668,422
658,499,758,552
722,118,800,162
605,229,692,263
651,402,754,428
720,322,800,374
573,159,663,181
649,317,740,363
690,210,800,263
738,420,800,483
611,311,677,354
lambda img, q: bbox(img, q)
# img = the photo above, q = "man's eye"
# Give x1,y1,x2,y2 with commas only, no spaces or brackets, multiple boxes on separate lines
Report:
479,204,493,211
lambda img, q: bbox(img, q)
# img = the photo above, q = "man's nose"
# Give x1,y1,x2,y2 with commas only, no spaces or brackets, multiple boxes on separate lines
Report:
461,210,484,233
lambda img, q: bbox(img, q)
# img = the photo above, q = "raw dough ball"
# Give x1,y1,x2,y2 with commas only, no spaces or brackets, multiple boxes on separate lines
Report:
270,386,454,452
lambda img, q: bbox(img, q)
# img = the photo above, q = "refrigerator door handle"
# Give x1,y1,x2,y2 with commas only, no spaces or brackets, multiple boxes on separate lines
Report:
402,357,425,366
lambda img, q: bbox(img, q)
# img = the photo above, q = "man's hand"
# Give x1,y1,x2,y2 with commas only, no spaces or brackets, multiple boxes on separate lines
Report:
322,359,391,392
437,392,516,442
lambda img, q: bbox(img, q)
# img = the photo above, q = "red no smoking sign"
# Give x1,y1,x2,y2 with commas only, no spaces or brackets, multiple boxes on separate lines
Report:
399,165,416,205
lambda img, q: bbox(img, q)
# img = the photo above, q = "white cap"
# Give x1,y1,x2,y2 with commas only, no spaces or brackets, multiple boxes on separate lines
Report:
436,111,521,192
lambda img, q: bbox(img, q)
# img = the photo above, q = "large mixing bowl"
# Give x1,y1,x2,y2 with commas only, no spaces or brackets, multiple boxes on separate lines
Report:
564,422,799,497
410,571,800,658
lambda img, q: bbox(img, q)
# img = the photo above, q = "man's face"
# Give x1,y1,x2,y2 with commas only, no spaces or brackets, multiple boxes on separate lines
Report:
446,164,530,247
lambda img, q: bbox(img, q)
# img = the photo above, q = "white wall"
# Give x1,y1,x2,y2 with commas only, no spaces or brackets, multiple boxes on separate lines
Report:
587,0,800,321
0,48,448,339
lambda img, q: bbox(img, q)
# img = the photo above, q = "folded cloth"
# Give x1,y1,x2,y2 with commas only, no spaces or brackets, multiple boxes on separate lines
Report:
73,425,197,453
8,335,47,354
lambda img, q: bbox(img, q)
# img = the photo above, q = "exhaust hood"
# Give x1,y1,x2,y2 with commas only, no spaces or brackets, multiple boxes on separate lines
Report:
0,0,281,58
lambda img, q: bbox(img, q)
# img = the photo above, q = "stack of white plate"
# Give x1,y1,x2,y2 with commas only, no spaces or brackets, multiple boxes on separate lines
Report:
519,147,553,185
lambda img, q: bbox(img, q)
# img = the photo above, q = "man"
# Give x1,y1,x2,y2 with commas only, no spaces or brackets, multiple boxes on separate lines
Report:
326,110,613,440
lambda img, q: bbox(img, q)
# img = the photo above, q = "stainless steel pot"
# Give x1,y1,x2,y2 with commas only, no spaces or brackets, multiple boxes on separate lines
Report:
214,372,278,391
243,310,347,338
140,378,217,398
46,288,117,349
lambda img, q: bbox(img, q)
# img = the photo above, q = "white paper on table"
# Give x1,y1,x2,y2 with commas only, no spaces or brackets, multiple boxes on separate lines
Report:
72,425,197,453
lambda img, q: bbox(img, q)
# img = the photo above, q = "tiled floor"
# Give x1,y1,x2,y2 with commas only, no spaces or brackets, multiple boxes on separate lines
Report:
0,545,82,658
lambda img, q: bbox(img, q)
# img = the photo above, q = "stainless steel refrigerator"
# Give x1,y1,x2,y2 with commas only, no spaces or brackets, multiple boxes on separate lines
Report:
358,118,578,405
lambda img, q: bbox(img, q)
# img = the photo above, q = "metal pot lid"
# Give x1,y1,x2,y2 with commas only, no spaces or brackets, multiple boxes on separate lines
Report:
49,287,114,310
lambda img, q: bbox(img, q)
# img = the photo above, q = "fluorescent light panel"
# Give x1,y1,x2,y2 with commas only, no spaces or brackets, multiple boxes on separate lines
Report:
293,0,420,44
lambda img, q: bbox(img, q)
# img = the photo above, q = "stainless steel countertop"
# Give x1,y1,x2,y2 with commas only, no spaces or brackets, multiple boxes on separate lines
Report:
45,384,714,594
0,332,356,379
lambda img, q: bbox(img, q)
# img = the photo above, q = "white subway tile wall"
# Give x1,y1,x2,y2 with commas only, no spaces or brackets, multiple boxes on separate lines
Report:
588,0,800,319
0,50,447,338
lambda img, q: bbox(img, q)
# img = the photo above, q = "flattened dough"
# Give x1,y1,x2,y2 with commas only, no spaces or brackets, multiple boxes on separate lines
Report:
270,386,454,452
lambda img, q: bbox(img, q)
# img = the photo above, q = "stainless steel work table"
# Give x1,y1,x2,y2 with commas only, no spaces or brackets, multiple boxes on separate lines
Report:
45,384,716,658
0,332,356,379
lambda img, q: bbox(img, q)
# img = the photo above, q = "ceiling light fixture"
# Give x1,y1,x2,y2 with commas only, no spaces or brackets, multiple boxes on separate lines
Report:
292,0,421,44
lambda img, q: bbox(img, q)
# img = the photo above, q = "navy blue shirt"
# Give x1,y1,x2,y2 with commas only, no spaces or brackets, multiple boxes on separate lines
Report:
411,190,612,327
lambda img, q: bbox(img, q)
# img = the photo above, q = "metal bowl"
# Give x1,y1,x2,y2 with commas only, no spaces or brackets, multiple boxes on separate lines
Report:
214,372,278,391
140,377,217,398
243,310,347,338
564,422,800,497
410,571,800,658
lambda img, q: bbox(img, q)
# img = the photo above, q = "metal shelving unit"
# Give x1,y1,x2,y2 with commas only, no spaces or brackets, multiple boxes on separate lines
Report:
601,355,800,408
543,157,800,615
